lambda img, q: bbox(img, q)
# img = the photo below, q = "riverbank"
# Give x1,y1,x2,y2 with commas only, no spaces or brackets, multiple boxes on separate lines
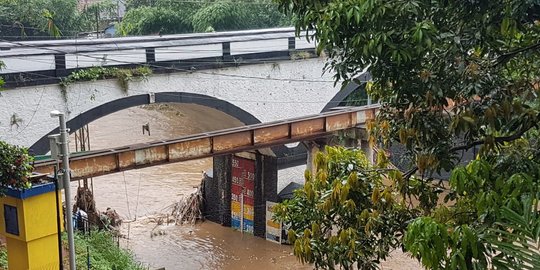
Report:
70,230,146,270
0,230,144,270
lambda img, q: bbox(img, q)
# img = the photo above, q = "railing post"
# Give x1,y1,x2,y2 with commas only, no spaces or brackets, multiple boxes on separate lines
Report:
54,54,67,77
288,37,296,51
222,42,231,62
145,48,156,63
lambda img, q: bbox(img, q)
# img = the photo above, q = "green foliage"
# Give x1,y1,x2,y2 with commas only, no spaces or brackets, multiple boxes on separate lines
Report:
0,0,291,38
486,196,540,269
60,66,152,96
122,0,291,35
72,231,146,270
121,5,194,35
78,0,119,33
275,147,413,269
192,2,247,32
0,0,81,38
0,246,6,269
42,9,62,37
403,141,540,269
60,66,117,86
275,0,540,269
277,0,540,176
0,141,34,192
0,60,5,89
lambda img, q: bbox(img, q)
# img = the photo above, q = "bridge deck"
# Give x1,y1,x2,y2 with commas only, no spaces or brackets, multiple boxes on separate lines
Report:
34,105,378,180
0,27,316,88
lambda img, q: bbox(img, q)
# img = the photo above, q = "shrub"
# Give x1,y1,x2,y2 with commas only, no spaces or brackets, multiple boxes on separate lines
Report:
0,141,34,192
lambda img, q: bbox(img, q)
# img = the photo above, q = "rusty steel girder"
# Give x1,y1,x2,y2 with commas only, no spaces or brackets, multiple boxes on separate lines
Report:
34,105,378,180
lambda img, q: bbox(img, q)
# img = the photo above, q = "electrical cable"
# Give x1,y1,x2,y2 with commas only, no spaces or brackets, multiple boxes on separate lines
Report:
3,66,369,104
0,38,337,83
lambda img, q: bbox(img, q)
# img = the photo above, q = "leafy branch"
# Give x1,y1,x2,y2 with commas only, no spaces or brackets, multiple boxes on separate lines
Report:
494,41,540,67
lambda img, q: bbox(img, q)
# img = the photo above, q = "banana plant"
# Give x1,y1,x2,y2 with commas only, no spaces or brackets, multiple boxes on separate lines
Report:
486,196,540,270
42,9,62,38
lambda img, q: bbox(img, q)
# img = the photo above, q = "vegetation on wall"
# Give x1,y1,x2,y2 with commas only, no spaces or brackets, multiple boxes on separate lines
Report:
0,61,5,89
59,66,152,100
275,0,540,269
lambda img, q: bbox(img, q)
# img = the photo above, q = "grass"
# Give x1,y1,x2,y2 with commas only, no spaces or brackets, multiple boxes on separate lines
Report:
0,231,145,270
70,230,148,270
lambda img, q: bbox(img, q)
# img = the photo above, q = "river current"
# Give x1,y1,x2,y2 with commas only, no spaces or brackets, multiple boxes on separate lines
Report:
68,103,419,270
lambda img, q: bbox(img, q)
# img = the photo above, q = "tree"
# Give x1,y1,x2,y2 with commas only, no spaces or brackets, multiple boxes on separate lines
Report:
79,0,120,34
121,0,291,35
275,147,413,270
120,6,194,35
404,141,540,269
191,2,248,32
192,1,290,32
274,0,540,269
0,0,83,39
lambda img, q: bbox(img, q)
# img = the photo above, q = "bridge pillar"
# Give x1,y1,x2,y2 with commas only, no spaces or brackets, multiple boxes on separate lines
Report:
304,140,327,175
203,151,277,238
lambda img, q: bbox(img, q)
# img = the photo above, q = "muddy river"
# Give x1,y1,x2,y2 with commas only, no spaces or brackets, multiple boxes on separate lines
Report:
69,103,420,270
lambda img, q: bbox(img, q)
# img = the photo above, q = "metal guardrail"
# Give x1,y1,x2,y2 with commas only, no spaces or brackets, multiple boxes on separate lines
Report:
33,105,379,180
0,27,316,87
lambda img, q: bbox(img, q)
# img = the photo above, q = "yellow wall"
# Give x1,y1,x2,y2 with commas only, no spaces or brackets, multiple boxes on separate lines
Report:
1,188,63,270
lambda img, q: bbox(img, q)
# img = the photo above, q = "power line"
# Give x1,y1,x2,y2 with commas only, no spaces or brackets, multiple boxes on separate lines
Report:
2,65,368,106
2,60,341,84
13,87,46,137
2,67,368,143
0,40,336,83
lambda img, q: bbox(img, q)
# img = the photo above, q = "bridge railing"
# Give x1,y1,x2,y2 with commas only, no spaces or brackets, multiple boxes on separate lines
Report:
0,27,316,87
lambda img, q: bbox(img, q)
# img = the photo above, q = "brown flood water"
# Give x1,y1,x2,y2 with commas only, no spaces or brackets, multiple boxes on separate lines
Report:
69,103,420,270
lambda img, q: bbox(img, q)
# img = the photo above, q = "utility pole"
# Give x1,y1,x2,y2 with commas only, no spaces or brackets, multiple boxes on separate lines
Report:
50,110,76,270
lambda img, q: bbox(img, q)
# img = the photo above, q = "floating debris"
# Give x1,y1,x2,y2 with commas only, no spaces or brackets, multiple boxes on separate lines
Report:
160,179,204,225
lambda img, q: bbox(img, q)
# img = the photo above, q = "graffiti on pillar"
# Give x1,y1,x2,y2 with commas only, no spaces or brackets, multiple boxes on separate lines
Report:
231,156,255,234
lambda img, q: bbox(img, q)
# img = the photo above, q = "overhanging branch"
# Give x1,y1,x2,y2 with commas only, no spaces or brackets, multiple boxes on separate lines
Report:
494,41,540,67
450,124,535,152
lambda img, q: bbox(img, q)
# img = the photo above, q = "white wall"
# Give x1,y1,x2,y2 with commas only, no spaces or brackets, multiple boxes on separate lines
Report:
0,57,338,149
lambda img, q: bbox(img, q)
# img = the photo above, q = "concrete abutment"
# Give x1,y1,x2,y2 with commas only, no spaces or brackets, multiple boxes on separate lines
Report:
203,151,277,238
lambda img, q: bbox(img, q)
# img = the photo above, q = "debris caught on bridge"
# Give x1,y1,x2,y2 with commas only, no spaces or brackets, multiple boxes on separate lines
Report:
157,178,204,226
73,186,100,228
73,186,122,234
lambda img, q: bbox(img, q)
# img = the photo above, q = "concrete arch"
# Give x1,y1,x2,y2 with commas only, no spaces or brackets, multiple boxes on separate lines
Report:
274,73,371,168
321,72,371,113
30,92,262,155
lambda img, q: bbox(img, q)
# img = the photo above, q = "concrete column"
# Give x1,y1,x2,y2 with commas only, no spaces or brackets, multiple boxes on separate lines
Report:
205,152,278,238
359,139,375,164
304,141,325,176
204,155,232,226
253,153,277,238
